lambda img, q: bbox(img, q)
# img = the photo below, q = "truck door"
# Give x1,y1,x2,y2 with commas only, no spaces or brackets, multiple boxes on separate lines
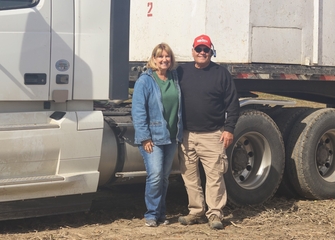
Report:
0,0,51,101
50,0,74,102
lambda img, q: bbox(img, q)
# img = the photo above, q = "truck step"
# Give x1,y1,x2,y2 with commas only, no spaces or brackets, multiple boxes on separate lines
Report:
115,170,180,178
104,116,133,127
0,175,64,186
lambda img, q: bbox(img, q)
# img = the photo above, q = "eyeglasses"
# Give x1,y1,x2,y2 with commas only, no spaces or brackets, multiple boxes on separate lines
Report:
194,46,211,53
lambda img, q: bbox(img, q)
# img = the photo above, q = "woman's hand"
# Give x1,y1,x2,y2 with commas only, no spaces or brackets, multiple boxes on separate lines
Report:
142,139,154,153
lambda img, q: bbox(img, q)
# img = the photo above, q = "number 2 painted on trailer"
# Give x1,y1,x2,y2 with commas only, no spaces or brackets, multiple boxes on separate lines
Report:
147,2,153,17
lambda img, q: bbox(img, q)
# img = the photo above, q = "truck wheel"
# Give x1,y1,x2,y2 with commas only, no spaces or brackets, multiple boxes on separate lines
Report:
271,107,312,198
286,108,335,199
225,109,285,206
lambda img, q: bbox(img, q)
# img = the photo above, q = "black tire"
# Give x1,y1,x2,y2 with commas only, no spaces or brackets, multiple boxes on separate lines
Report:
225,109,285,206
286,108,335,199
271,107,311,198
272,107,311,142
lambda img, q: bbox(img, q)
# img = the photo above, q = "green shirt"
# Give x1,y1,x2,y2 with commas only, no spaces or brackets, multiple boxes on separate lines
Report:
153,71,179,139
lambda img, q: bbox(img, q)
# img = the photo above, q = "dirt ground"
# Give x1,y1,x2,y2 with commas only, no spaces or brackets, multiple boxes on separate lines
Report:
0,178,335,240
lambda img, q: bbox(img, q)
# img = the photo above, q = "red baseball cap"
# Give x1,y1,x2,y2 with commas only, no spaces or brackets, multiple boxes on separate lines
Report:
193,34,212,48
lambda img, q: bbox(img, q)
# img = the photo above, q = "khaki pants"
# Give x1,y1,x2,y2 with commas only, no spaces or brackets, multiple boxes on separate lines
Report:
179,129,228,220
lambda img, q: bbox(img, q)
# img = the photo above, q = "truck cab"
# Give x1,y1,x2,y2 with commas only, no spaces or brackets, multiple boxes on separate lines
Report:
0,0,137,219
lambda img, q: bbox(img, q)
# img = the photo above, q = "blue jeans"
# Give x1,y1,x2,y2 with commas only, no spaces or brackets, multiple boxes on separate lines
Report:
139,140,177,221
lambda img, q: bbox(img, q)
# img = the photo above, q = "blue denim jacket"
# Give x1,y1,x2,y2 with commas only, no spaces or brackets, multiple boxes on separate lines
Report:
132,68,183,145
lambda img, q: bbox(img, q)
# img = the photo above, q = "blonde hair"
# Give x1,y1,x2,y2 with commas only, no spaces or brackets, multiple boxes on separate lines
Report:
146,43,176,71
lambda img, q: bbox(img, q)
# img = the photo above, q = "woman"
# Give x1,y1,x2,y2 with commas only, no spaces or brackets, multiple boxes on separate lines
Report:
132,43,183,227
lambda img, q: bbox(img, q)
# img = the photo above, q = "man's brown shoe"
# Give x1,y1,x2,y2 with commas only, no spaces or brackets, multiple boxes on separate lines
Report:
208,214,223,229
178,214,206,225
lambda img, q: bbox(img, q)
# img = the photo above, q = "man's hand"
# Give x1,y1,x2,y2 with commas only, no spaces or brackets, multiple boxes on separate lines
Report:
142,139,154,153
220,131,234,149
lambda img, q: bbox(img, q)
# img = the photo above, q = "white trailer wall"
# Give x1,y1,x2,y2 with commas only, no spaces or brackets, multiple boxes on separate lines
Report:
130,0,247,62
250,0,310,65
321,0,335,66
129,0,335,66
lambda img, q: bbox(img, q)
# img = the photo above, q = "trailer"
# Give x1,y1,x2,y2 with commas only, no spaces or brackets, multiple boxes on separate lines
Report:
0,0,335,220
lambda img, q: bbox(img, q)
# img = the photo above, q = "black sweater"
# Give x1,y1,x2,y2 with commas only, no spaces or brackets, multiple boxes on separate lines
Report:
177,61,240,133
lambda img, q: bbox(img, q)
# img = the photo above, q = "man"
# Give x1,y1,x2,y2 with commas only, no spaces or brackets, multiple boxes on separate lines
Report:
177,34,240,229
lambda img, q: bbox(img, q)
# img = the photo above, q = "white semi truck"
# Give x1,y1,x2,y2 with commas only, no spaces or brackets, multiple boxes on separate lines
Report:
0,0,334,220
